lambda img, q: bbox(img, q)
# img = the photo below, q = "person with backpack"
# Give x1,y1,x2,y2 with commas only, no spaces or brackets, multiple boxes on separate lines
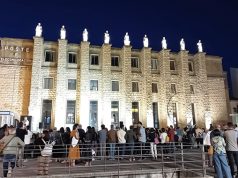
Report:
0,127,25,177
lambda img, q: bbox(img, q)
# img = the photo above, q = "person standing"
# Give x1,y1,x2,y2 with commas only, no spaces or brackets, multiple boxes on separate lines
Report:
1,127,25,177
117,125,126,159
224,122,238,177
16,122,27,167
98,124,107,160
137,122,146,159
126,125,136,161
211,129,232,178
84,126,93,166
107,125,117,160
68,124,80,167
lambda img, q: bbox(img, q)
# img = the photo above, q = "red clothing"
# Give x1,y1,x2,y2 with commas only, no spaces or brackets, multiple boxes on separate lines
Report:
168,129,175,142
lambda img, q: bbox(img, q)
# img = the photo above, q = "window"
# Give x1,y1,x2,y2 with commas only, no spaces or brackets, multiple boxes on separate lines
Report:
43,78,53,89
112,81,119,91
131,57,139,68
42,100,52,129
90,80,98,91
111,56,119,67
89,101,98,129
66,100,76,124
151,59,158,70
68,79,76,90
171,103,178,126
90,54,99,65
188,61,194,72
132,82,139,92
132,102,139,124
170,60,176,70
190,85,194,94
152,83,158,93
191,103,196,125
171,84,176,94
45,50,55,62
68,52,77,64
153,102,159,128
111,101,119,127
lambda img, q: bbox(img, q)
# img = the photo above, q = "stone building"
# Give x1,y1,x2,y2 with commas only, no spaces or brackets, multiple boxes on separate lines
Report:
0,29,230,131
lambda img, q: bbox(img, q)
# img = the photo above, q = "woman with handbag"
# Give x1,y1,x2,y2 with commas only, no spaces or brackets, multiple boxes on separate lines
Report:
68,124,80,167
148,128,158,160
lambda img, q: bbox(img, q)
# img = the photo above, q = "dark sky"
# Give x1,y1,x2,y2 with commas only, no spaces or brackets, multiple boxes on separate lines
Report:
1,0,238,89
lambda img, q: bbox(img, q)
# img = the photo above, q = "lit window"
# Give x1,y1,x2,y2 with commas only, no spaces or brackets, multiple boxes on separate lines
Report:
66,100,75,124
112,81,119,91
90,54,99,65
111,56,119,67
43,78,53,89
188,61,194,72
132,82,139,92
68,52,77,64
131,57,139,68
45,50,55,62
190,85,194,94
152,83,158,93
68,79,76,90
170,60,176,71
171,84,176,94
151,59,158,70
90,80,98,91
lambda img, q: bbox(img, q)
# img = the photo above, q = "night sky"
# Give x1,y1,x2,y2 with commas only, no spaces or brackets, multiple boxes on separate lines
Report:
1,0,238,91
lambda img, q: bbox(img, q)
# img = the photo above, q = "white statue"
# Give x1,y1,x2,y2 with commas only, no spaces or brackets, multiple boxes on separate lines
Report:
180,38,185,50
83,28,88,42
162,37,167,49
60,25,66,40
35,23,42,37
124,32,130,46
104,30,110,44
197,40,203,52
23,117,29,127
143,35,149,47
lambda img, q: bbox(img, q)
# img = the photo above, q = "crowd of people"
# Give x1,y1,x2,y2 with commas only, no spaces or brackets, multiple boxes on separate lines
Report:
0,121,238,177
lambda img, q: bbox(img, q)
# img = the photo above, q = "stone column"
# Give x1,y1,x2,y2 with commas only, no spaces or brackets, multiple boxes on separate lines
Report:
28,36,44,132
194,52,210,127
178,50,191,127
121,45,132,128
78,41,90,127
54,39,67,129
158,49,171,128
140,47,152,127
101,44,111,128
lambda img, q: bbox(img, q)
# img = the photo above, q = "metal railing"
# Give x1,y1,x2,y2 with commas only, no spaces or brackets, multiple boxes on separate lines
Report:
0,142,209,178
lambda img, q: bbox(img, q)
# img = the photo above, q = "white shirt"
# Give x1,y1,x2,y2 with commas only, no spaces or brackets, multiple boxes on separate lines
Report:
117,129,126,143
24,130,33,144
160,132,167,144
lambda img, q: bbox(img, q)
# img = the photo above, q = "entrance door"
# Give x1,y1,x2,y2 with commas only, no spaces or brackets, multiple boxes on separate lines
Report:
132,102,139,124
42,100,52,129
89,101,98,129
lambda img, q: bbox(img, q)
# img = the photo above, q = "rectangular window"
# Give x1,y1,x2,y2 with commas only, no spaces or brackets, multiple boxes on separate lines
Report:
42,100,52,129
68,79,76,90
190,85,194,94
111,101,119,127
171,84,176,94
90,80,98,91
68,52,77,64
112,81,119,91
191,103,196,125
43,78,53,89
45,50,55,62
90,54,99,65
111,56,119,67
188,61,193,72
89,101,98,129
172,103,178,127
152,83,158,93
132,102,139,124
132,82,139,92
66,100,76,124
151,59,158,70
131,57,139,68
170,60,176,70
153,102,159,128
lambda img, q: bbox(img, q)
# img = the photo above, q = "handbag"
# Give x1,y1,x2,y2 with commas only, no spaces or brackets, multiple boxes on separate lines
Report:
40,139,55,157
0,135,15,153
154,133,159,144
71,136,78,147
208,145,213,155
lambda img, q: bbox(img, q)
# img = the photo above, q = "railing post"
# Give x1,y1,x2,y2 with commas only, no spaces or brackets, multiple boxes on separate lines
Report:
117,145,120,177
202,144,206,177
181,142,184,170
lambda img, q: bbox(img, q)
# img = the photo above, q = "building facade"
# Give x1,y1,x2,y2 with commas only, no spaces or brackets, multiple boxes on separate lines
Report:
0,36,230,131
